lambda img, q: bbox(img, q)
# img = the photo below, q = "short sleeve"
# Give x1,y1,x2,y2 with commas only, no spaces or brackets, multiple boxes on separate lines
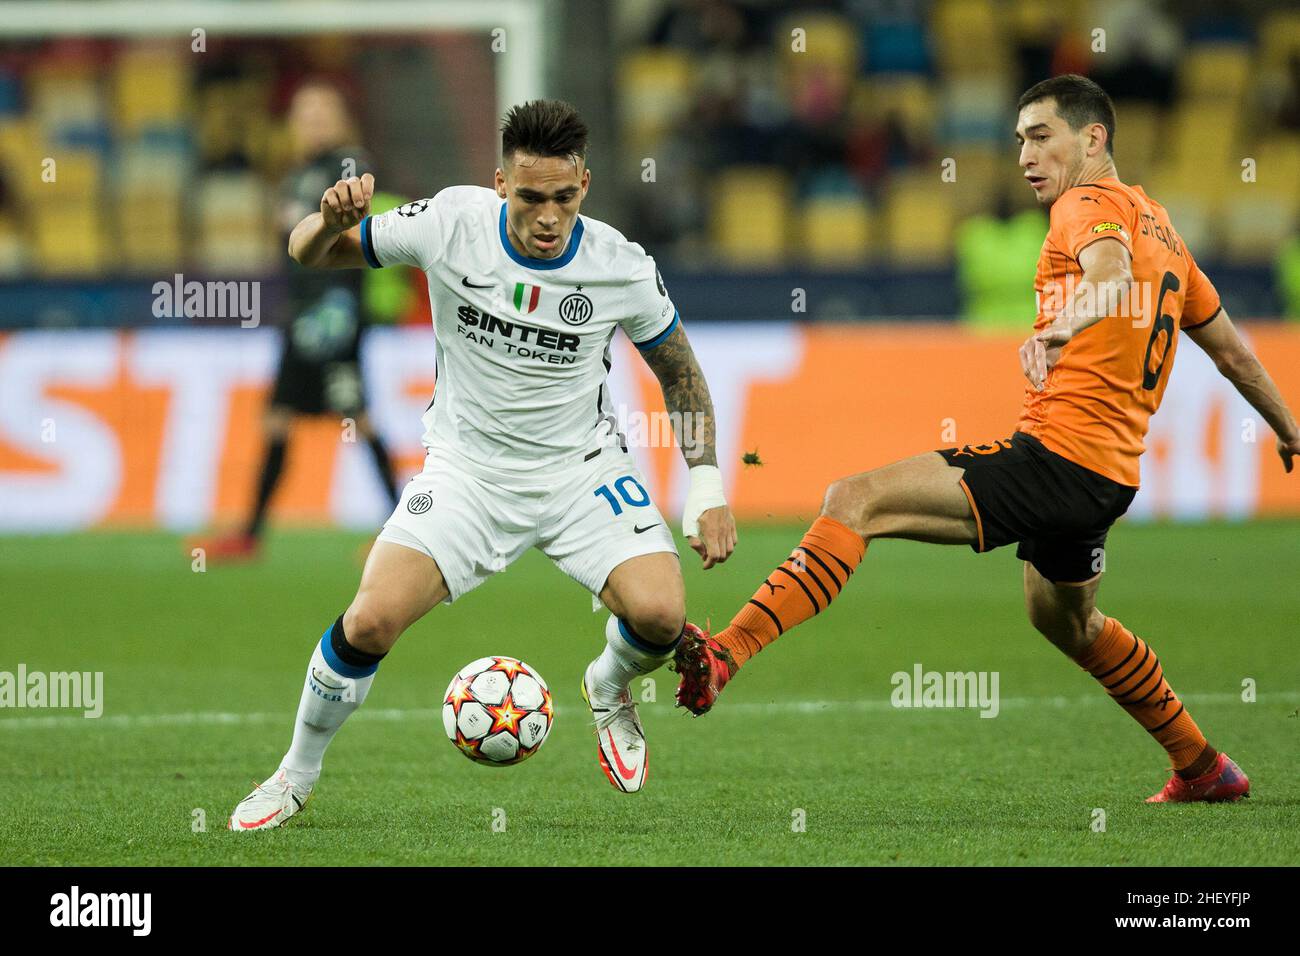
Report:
1049,188,1135,263
360,197,442,270
1181,253,1222,330
622,255,678,351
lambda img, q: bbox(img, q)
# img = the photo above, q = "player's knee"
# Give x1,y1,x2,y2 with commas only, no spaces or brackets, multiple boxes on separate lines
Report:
821,476,871,535
1025,598,1090,653
342,600,403,655
623,602,686,648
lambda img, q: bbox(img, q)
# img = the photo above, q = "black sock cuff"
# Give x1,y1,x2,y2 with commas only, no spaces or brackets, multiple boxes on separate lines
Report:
330,615,387,667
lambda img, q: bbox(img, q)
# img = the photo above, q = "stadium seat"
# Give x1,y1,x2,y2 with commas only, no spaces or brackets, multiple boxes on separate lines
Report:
852,75,935,141
1259,12,1300,70
932,0,1009,74
941,75,1014,144
1221,191,1297,264
618,48,693,155
195,172,276,272
799,196,874,266
113,43,189,134
1180,44,1252,102
0,118,43,198
948,148,1002,218
0,213,23,276
710,166,792,266
1112,102,1161,185
883,171,955,265
39,150,101,200
1254,134,1300,201
34,203,104,275
1166,103,1239,208
777,11,860,73
27,64,102,135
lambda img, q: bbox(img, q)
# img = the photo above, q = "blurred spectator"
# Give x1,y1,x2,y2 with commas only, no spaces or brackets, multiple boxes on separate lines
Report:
956,192,1046,330
198,79,399,561
1279,236,1300,321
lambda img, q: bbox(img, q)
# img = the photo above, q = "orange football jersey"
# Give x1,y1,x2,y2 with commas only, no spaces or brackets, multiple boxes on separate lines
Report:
1017,177,1222,486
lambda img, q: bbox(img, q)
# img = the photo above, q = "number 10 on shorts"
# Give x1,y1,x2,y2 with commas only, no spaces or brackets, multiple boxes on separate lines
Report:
594,476,651,516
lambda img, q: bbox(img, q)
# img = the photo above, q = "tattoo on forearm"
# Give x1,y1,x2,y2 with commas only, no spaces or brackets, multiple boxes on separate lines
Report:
642,326,717,466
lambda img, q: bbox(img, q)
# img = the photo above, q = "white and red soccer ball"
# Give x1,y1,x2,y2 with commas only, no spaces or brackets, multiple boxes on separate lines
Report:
442,656,554,765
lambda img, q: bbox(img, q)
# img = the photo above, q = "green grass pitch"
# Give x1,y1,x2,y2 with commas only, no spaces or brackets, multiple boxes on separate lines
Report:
1,521,1297,866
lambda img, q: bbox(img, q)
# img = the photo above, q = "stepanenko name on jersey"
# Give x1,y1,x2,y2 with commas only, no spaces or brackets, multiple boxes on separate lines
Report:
455,303,580,363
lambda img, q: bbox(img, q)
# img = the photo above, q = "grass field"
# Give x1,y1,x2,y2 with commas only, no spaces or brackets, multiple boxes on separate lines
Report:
1,521,1297,866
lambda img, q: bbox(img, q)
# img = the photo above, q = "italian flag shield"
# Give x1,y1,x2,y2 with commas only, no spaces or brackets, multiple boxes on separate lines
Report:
513,282,542,314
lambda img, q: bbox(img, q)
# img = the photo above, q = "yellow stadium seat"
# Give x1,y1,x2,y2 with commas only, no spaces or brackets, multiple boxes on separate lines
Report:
883,172,955,265
34,204,105,276
799,196,874,266
932,0,1009,74
195,172,276,271
710,167,792,267
0,119,46,199
27,64,101,131
113,44,190,133
618,49,693,155
1259,13,1300,71
850,77,935,141
948,148,1003,218
1221,192,1297,265
42,151,101,201
1112,103,1161,184
1166,103,1239,204
0,214,25,277
1253,134,1300,200
116,197,184,272
1180,44,1251,102
777,12,860,73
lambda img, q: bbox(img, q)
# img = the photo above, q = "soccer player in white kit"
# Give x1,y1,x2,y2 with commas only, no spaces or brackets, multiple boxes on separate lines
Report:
229,100,737,828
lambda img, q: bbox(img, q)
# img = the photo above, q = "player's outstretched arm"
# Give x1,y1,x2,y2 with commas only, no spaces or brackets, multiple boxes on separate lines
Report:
1021,237,1133,390
1187,308,1300,472
639,324,738,568
288,173,375,269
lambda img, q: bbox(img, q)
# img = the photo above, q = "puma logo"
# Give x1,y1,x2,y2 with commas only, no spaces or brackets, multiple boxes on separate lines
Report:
762,578,786,596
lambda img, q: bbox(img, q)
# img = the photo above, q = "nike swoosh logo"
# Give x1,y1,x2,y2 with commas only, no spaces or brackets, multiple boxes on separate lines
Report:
633,524,660,534
237,807,284,829
606,729,639,781
461,277,493,289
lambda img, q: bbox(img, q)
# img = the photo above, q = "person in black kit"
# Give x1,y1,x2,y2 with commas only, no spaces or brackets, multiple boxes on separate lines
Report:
208,79,399,560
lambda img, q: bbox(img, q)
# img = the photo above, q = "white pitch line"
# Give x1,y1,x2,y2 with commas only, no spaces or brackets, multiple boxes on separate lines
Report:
1,691,1296,731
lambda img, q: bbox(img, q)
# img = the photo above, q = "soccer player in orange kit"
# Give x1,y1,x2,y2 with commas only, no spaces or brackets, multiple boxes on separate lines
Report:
675,75,1300,803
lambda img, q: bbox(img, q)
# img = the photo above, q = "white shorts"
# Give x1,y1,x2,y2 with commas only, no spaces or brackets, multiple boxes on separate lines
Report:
377,446,678,603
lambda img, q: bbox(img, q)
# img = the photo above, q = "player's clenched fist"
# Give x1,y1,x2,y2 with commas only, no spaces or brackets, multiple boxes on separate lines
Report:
321,173,374,233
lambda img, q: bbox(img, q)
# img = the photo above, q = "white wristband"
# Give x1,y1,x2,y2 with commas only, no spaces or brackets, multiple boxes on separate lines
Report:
681,465,726,538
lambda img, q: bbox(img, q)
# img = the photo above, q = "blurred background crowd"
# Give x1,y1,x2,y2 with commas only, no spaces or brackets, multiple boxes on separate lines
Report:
0,0,1298,326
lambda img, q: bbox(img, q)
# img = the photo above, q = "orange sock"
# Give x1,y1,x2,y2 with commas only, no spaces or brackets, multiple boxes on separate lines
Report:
1076,617,1214,774
714,516,866,668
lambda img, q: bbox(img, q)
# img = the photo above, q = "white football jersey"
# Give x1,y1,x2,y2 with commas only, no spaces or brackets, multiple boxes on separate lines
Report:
360,186,678,473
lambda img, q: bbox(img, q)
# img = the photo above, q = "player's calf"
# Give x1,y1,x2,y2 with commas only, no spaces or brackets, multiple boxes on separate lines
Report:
341,600,407,656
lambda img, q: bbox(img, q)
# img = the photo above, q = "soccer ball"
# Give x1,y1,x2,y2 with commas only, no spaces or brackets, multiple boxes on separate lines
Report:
442,656,554,766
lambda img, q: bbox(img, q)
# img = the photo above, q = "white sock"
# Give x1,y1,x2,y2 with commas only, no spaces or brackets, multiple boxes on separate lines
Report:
280,635,376,787
588,615,680,701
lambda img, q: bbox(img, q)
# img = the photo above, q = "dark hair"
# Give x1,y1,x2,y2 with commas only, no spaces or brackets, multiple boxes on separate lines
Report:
501,99,589,164
1017,74,1116,154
